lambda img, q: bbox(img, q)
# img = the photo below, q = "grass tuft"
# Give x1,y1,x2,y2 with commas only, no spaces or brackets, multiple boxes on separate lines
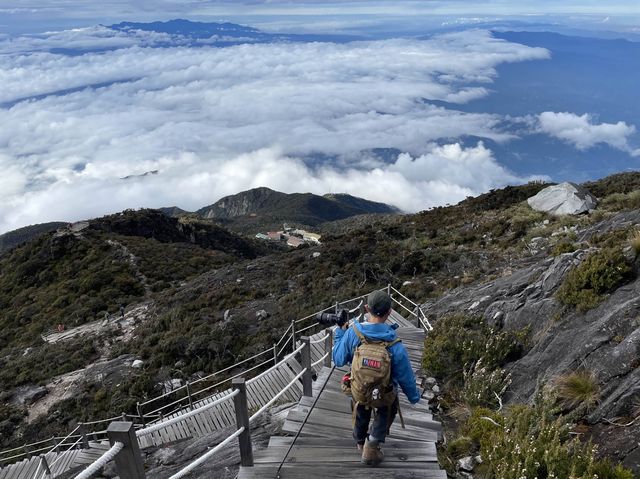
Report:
554,370,600,411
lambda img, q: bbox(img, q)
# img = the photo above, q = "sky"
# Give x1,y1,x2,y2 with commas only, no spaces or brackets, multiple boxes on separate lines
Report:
0,2,639,233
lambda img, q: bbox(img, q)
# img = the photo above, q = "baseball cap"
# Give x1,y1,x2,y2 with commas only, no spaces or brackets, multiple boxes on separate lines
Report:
367,291,392,317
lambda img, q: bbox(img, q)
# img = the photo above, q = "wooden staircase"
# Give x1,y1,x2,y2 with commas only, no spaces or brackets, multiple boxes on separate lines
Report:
238,312,446,478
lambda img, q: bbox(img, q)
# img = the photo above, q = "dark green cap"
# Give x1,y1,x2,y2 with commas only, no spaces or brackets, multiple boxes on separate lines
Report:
368,291,392,317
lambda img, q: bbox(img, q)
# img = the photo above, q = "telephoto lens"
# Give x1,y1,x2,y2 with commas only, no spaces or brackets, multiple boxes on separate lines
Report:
315,309,349,327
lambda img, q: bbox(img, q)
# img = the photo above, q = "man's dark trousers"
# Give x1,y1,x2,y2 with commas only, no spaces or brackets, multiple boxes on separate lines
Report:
353,396,399,444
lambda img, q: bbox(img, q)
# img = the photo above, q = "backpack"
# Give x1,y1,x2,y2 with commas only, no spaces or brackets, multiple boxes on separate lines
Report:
347,325,401,408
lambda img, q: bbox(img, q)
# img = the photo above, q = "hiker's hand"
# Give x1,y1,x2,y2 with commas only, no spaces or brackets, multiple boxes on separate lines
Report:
340,322,348,330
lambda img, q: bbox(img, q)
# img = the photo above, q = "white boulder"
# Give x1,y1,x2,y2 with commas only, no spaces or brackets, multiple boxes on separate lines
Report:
132,359,144,368
527,182,597,216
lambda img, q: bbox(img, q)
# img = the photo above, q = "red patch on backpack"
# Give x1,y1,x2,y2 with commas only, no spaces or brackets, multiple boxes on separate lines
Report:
362,358,381,369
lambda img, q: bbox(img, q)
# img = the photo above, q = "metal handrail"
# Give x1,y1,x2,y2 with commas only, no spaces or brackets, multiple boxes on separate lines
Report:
145,357,274,418
137,390,241,438
249,367,307,423
168,427,245,479
310,333,330,345
390,286,433,331
0,286,405,468
139,347,274,408
312,353,329,368
74,442,124,479
247,344,305,385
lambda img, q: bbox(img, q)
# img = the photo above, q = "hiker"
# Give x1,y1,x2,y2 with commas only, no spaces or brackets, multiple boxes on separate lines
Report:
332,291,421,466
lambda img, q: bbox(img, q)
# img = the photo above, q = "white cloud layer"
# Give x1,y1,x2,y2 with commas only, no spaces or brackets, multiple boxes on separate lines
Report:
0,29,550,233
537,111,640,156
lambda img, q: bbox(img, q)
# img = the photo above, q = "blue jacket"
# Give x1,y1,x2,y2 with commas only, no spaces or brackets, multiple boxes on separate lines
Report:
332,322,421,404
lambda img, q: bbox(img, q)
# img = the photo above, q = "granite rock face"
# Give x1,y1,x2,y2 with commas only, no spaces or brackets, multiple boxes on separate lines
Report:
527,182,597,215
421,211,640,471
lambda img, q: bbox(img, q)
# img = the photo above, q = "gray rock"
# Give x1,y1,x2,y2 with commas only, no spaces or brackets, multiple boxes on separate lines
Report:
312,252,321,258
256,310,270,320
421,391,435,401
458,455,476,471
527,182,597,216
424,377,437,386
21,386,48,405
132,359,144,369
431,385,440,394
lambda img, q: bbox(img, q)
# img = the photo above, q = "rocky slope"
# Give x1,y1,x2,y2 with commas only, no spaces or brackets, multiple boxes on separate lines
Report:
422,209,640,471
2,172,640,475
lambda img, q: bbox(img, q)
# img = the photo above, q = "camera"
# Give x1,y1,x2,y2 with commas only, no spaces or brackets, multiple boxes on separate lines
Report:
316,309,349,327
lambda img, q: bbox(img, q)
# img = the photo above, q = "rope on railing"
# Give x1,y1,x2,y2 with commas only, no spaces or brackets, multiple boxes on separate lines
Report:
136,389,240,438
74,442,124,479
311,353,329,368
249,368,307,424
167,427,245,479
310,333,330,345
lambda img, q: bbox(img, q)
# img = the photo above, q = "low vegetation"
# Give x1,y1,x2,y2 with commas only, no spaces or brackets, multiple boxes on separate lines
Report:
556,247,634,312
554,370,600,412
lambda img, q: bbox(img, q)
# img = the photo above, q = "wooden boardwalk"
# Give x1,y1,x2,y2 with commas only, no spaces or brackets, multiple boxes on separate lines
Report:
0,441,111,479
238,312,446,478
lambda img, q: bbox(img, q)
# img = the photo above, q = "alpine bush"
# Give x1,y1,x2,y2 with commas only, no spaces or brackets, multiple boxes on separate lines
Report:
557,248,634,312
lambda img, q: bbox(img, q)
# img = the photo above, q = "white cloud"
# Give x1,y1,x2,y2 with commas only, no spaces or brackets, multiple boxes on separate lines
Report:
0,29,550,233
1,144,540,232
537,111,639,155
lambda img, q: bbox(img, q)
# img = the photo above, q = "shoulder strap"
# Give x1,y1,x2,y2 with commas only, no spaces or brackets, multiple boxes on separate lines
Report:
386,338,401,349
353,325,401,349
352,325,368,344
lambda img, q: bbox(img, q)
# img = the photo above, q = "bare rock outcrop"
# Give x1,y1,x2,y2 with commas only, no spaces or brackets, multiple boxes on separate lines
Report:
527,182,597,215
421,211,640,470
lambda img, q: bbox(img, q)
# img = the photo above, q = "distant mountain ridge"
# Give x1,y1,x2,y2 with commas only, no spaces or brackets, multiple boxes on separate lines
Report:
195,187,400,226
108,19,361,45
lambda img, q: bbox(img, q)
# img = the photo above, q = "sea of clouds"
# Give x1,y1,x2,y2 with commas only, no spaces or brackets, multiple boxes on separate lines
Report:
1,26,638,233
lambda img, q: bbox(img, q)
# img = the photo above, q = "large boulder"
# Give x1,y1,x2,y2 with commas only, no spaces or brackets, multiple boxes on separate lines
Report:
527,182,597,215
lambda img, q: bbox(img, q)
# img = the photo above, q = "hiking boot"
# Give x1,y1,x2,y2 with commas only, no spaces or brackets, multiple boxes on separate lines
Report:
361,438,384,466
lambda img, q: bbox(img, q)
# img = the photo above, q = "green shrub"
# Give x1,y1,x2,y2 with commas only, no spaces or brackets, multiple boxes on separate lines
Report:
630,231,640,257
552,240,578,256
554,370,600,412
461,360,511,409
464,398,635,479
557,248,634,312
422,314,527,380
446,436,474,458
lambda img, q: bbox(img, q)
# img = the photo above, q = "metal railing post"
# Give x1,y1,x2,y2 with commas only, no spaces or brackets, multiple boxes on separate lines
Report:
387,283,391,295
359,300,366,322
290,319,296,353
323,328,333,367
121,412,127,422
136,403,146,427
107,422,146,479
186,382,194,411
335,301,339,313
301,336,313,397
51,436,58,453
232,378,254,467
40,456,51,476
273,344,278,365
78,423,90,449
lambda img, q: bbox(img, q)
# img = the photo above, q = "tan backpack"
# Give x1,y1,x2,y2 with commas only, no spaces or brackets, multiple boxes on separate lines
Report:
348,326,400,408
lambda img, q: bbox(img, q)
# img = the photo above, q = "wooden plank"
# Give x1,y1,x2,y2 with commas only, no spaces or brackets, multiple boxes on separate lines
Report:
253,444,438,464
238,465,447,478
